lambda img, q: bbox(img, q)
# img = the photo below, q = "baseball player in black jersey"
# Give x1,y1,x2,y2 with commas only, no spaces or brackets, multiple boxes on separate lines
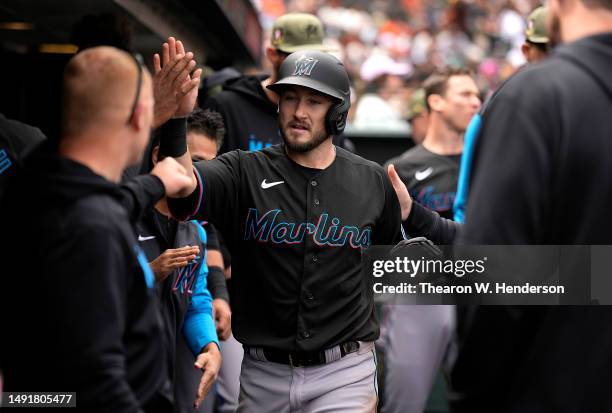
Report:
381,68,480,413
163,50,403,412
387,68,480,220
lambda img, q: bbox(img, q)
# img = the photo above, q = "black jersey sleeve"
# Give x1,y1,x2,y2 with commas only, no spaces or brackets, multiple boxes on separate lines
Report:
372,171,404,245
168,150,240,233
204,223,220,250
203,223,229,301
403,201,462,244
118,175,165,223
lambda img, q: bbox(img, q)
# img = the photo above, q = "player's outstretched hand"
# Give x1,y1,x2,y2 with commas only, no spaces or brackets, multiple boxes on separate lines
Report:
149,246,200,282
172,38,202,119
150,157,196,198
387,164,412,221
212,298,232,341
194,342,222,409
152,37,198,128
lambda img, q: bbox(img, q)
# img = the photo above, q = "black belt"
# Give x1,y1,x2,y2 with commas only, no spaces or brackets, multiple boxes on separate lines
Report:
245,341,360,367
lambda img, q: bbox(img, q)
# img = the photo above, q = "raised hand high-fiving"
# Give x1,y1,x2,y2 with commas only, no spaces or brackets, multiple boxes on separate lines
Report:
152,37,202,128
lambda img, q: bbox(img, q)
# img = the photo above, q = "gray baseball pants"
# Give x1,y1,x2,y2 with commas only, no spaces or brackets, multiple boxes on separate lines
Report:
237,341,377,413
381,305,455,413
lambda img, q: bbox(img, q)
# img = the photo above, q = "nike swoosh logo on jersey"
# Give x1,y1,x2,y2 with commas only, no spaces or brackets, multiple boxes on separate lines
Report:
138,235,156,241
415,167,434,181
261,179,285,189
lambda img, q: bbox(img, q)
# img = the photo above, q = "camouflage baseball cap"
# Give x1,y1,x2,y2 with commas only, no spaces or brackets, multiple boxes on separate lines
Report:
271,13,332,53
525,6,549,44
407,88,427,121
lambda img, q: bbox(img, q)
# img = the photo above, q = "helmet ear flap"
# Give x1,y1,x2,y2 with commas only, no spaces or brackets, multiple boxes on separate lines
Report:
325,99,350,136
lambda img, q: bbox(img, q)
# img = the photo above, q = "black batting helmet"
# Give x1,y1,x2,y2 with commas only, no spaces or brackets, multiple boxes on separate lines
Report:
267,50,351,136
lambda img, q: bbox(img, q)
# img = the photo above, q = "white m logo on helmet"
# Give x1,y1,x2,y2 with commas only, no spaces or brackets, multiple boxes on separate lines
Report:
293,57,319,77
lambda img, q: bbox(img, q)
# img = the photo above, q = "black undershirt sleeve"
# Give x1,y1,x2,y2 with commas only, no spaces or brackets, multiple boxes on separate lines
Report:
403,201,461,245
168,151,241,233
207,266,229,303
118,175,165,223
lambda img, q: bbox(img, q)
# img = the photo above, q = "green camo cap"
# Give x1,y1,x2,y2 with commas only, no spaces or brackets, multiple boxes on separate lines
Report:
407,88,427,120
525,6,549,44
271,13,333,53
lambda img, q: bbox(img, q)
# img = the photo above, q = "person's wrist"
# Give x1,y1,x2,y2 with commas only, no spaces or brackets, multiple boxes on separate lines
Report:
200,341,220,354
153,106,174,129
404,200,413,221
159,118,187,158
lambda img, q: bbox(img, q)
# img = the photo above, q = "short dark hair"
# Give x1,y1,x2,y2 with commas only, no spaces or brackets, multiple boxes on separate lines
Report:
526,39,549,53
187,108,225,149
582,0,612,11
422,67,474,111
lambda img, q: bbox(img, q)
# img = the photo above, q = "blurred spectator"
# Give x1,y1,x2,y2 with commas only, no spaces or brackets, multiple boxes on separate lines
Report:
351,51,412,131
352,71,411,133
521,6,550,63
360,52,413,83
406,88,428,145
256,0,545,137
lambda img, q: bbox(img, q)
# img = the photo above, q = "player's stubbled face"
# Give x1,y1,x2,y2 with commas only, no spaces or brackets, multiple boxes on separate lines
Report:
279,86,333,153
442,75,481,133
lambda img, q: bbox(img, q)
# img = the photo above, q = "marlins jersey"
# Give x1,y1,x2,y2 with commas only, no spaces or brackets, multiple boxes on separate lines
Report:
136,211,218,412
387,145,461,220
169,144,403,352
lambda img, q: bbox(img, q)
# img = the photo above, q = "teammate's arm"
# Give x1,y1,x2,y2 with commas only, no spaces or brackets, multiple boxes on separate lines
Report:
118,152,193,223
152,37,200,196
117,37,202,219
118,174,164,222
372,169,405,244
405,201,462,244
205,224,231,340
166,152,241,232
387,163,461,244
184,296,222,410
183,223,222,409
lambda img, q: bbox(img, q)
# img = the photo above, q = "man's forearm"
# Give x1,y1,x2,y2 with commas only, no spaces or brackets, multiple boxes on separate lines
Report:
403,201,462,245
118,175,165,223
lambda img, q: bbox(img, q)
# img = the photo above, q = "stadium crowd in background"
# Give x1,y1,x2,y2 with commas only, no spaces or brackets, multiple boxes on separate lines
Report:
255,0,544,134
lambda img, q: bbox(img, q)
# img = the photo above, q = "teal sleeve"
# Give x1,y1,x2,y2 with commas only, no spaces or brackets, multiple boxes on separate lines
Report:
453,113,482,223
182,222,220,356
